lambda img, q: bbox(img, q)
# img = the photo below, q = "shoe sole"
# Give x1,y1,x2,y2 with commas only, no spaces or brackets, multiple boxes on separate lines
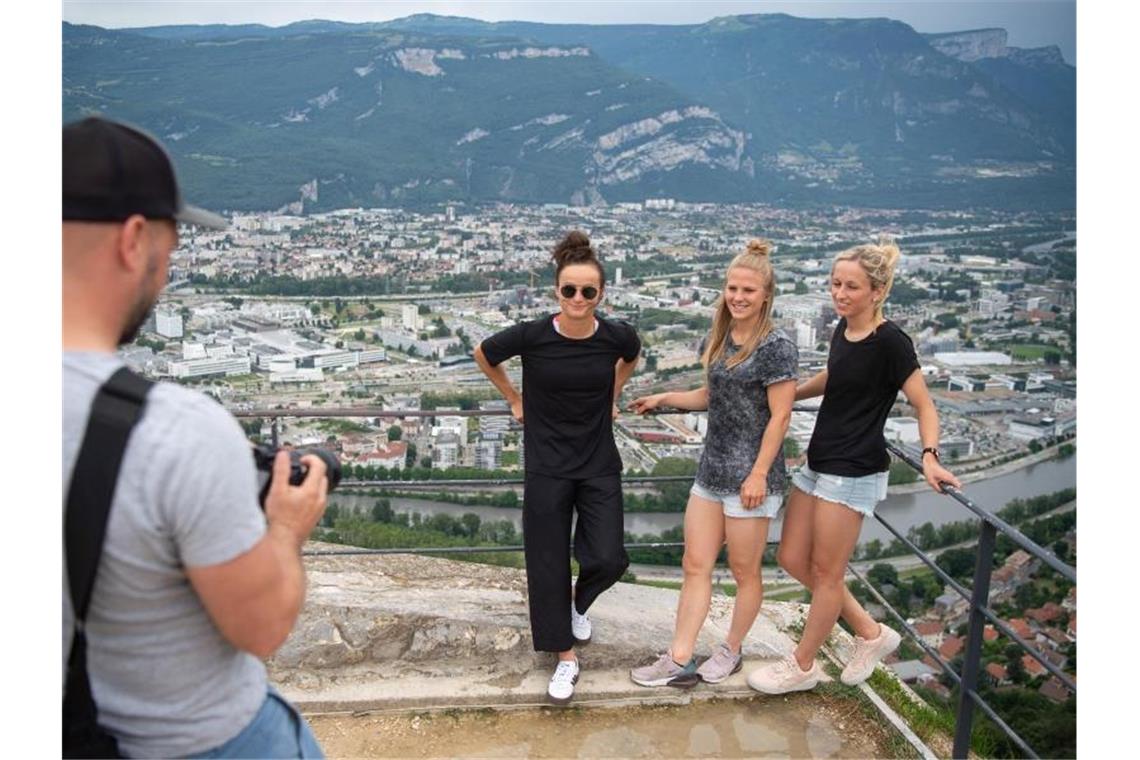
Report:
747,676,820,695
573,633,591,645
630,672,700,689
699,659,743,684
547,672,580,705
840,630,902,686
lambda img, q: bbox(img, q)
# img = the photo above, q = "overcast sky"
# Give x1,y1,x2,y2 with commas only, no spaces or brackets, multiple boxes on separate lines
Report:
62,1,1076,64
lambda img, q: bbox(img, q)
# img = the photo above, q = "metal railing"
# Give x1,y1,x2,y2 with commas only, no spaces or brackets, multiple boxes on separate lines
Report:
236,404,1075,758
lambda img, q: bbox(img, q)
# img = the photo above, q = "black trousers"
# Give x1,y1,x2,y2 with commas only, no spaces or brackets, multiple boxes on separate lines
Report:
522,471,629,652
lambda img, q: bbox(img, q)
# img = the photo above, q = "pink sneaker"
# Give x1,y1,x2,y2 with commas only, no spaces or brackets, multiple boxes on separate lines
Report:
747,653,822,694
841,623,901,685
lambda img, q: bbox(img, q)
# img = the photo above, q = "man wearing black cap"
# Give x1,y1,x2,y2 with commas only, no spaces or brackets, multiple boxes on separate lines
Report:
63,116,329,758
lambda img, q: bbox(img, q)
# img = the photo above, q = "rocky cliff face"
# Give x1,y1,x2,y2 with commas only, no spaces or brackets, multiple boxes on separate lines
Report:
926,29,1009,61
64,15,1075,210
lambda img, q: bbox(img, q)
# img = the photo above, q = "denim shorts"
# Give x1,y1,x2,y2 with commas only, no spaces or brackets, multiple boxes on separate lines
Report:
189,687,324,759
791,464,888,517
690,481,783,519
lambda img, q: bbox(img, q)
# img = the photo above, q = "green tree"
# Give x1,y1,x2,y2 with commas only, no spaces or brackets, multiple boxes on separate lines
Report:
370,499,393,523
862,539,883,561
387,425,403,441
867,563,899,588
936,547,977,581
783,436,802,458
460,513,482,538
889,460,919,485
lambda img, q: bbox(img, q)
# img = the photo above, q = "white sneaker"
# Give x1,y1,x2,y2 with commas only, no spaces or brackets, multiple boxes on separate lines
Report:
747,653,822,694
841,623,902,685
571,602,592,644
547,658,580,705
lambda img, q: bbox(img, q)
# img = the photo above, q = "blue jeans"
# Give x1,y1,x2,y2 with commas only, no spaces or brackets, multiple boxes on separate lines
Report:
189,688,324,759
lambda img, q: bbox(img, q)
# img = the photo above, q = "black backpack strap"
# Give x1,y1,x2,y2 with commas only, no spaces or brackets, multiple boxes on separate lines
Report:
64,367,154,759
65,368,154,621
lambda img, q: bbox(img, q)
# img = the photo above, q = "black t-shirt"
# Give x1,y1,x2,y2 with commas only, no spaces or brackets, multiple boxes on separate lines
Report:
480,314,641,479
807,319,920,477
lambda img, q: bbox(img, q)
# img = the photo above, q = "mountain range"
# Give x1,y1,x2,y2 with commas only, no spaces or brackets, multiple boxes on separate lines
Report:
62,14,1075,212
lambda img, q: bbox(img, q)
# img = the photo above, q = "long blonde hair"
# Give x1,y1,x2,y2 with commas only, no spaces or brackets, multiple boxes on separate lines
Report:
832,236,901,322
702,238,777,372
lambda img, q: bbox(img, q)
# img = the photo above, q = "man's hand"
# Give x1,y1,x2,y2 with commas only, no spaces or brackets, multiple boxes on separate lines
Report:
264,451,329,549
510,396,524,424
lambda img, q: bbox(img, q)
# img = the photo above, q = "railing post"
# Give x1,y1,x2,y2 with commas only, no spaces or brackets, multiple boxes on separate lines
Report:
953,520,997,758
271,417,279,448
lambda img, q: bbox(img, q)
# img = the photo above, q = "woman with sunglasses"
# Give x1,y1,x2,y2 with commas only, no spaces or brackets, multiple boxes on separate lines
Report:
474,230,641,705
627,239,798,688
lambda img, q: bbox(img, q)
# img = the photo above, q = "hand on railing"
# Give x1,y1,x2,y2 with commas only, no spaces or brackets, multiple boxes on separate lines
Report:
924,457,962,494
627,393,666,414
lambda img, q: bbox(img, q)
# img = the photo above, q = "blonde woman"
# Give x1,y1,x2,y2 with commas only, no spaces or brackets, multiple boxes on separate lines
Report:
628,239,798,687
748,238,961,695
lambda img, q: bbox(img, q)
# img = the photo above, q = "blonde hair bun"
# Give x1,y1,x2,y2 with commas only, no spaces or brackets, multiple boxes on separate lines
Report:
746,238,772,257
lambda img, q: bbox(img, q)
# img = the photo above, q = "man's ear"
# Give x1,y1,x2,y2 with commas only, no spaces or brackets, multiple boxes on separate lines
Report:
115,214,150,275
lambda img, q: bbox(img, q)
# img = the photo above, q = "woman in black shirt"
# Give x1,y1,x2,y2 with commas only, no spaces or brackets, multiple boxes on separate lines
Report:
748,238,960,695
473,230,641,705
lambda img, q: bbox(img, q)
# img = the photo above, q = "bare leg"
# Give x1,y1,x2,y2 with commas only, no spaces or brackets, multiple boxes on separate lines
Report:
793,498,865,669
778,488,880,640
723,515,770,654
669,494,725,663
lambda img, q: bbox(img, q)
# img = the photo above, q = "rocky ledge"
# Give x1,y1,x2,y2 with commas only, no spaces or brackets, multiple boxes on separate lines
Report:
268,543,874,714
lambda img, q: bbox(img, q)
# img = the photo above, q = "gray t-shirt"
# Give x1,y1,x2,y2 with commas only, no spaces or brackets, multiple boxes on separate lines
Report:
694,330,799,495
63,352,268,758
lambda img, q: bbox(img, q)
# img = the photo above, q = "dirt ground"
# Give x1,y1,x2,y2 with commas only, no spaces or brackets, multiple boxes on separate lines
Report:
308,693,899,759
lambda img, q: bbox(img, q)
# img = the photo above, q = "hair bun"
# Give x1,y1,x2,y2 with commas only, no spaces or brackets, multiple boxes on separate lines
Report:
552,229,597,267
746,238,772,257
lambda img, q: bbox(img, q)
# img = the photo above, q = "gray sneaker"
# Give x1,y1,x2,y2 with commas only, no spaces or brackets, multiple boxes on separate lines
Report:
697,643,743,684
630,651,699,688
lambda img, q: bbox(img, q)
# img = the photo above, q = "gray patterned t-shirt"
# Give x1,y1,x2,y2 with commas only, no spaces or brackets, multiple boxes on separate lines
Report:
694,329,799,495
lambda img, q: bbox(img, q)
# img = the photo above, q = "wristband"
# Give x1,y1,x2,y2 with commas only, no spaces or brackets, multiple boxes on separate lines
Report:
922,447,940,462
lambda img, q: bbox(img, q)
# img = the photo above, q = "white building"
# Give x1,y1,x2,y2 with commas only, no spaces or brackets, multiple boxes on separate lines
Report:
474,436,503,470
432,433,461,470
169,355,252,379
884,417,921,444
794,321,817,351
155,308,183,339
402,304,420,331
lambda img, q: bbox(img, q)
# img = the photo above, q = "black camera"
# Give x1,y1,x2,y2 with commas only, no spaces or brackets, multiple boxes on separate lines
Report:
252,444,342,507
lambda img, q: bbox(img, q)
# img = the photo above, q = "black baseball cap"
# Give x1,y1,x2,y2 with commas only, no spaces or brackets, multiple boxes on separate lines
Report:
63,116,227,230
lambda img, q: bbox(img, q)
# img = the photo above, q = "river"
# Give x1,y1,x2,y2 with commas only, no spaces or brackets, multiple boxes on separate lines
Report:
329,454,1075,545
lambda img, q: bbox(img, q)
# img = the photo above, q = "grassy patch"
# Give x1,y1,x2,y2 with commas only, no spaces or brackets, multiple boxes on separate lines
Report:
1004,343,1053,361
862,670,999,758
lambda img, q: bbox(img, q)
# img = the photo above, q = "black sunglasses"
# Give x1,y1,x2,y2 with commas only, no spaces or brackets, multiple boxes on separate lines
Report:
559,284,600,300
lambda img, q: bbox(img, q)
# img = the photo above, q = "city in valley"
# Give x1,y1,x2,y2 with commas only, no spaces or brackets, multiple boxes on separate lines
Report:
133,201,1074,479
123,199,1076,714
